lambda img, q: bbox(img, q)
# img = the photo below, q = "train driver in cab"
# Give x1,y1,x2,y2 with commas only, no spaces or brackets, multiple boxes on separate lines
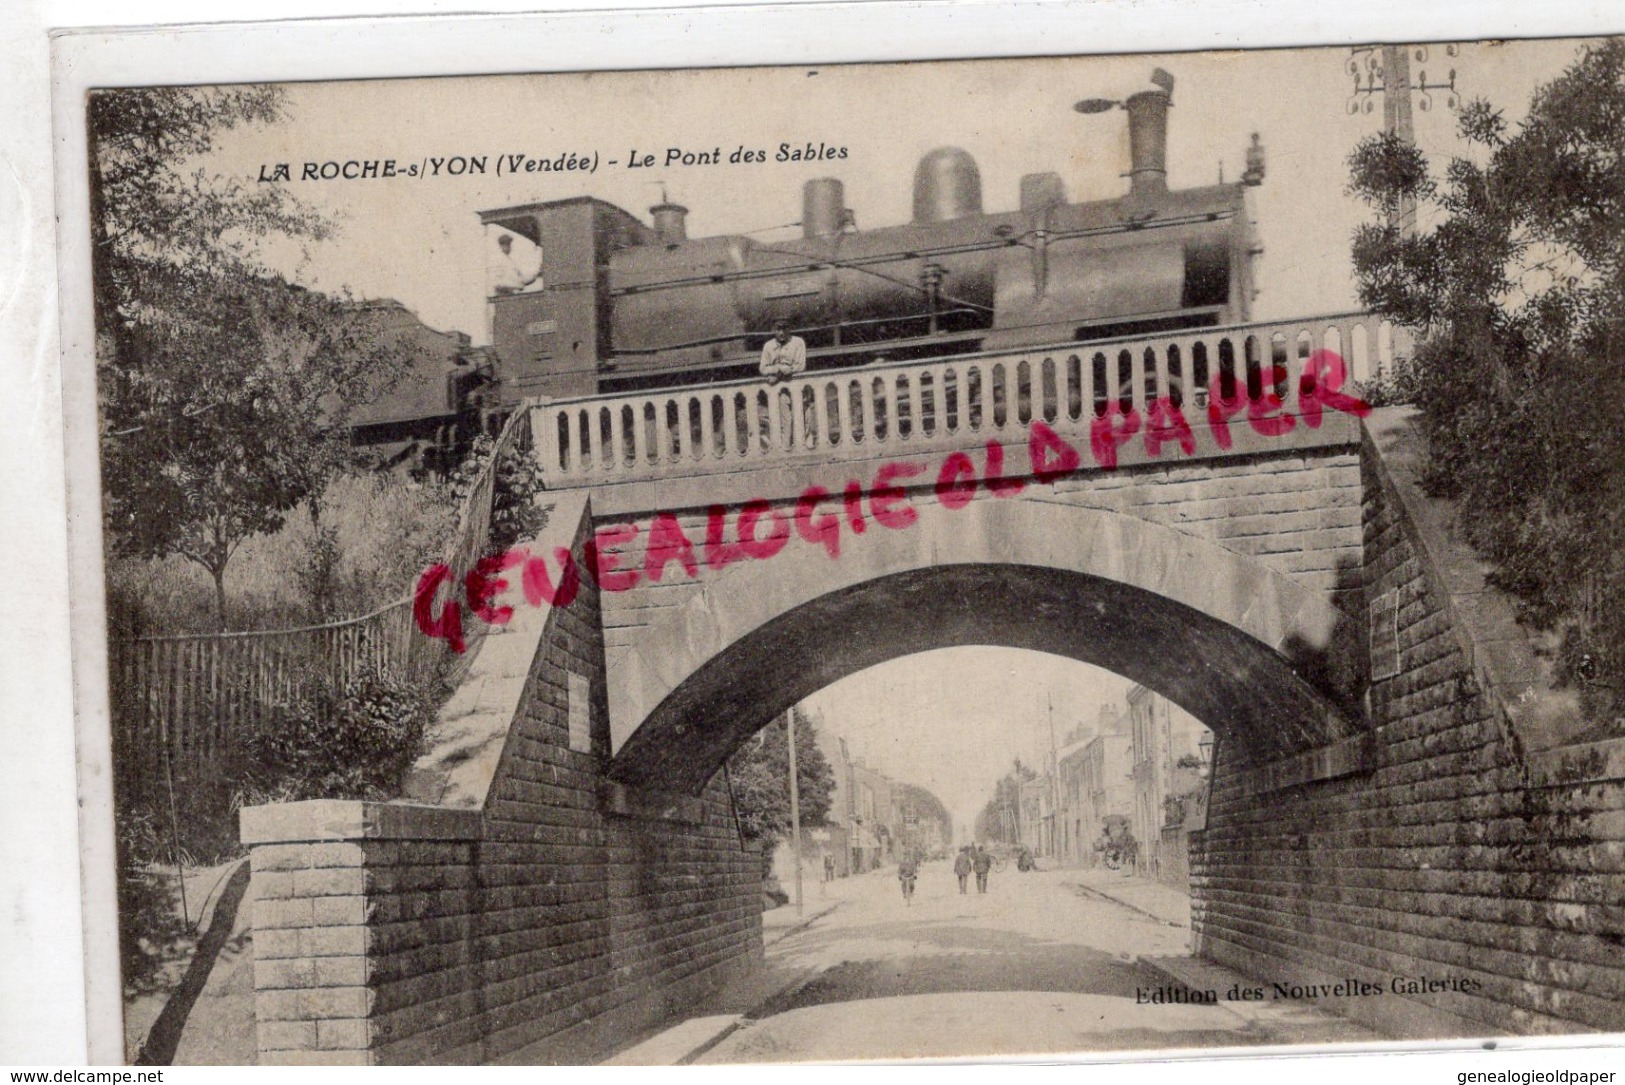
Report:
758,319,807,383
491,232,542,296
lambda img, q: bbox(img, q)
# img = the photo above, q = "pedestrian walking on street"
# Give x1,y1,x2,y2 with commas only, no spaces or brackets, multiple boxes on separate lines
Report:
1121,832,1139,878
898,853,919,905
953,846,972,894
971,844,993,894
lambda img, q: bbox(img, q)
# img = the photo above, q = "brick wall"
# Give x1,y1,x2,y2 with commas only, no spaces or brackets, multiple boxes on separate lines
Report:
242,497,761,1065
1190,435,1625,1038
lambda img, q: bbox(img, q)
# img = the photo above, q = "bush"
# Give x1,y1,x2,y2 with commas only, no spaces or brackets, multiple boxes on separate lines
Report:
449,431,549,553
1355,354,1425,409
113,663,443,997
114,804,195,995
247,666,439,801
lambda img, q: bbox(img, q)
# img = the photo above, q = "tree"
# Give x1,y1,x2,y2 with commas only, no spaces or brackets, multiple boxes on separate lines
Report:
893,782,952,856
90,87,413,626
726,708,835,865
974,758,1036,843
1348,40,1625,719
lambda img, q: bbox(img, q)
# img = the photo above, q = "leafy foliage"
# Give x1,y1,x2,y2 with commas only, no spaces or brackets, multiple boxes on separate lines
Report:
1347,39,1625,718
974,758,1037,843
247,667,440,801
726,709,835,856
448,431,551,552
90,87,420,626
113,805,195,995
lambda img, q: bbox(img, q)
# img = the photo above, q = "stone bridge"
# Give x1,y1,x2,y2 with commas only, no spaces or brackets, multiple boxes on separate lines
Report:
241,312,1625,1062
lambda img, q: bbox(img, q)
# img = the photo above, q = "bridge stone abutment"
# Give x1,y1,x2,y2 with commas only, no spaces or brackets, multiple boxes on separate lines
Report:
240,492,761,1065
1192,418,1625,1039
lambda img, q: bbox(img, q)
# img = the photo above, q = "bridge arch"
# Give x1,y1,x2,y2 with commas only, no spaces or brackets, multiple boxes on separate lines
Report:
609,499,1367,793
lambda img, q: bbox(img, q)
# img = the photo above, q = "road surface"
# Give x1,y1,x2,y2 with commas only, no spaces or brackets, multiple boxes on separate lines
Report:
697,861,1380,1063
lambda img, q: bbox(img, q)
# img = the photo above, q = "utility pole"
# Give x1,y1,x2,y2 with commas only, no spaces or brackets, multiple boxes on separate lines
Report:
1048,693,1060,859
1381,44,1417,237
1347,43,1461,239
786,708,804,916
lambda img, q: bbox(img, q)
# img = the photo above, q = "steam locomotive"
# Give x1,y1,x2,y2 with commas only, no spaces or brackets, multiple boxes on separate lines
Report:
362,70,1264,466
477,69,1265,409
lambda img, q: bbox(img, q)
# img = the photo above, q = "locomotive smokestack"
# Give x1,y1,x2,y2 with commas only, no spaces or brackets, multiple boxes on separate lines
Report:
802,178,846,239
1124,73,1172,197
650,201,689,244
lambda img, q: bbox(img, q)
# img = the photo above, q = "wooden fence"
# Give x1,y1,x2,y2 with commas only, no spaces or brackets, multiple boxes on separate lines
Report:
110,409,531,791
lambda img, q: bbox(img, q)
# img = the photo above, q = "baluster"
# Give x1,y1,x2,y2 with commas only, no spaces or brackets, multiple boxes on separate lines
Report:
1006,360,1023,430
982,365,997,429
538,407,558,475
766,386,785,452
904,371,921,439
1134,348,1152,414
606,401,626,474
1168,340,1191,409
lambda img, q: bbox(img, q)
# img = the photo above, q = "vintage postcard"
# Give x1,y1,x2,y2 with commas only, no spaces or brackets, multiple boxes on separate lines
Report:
54,19,1625,1067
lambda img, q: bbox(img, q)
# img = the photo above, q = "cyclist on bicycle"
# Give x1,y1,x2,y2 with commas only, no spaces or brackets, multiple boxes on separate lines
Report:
898,853,919,904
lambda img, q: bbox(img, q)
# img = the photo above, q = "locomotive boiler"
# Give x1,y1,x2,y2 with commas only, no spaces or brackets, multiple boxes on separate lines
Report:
478,71,1264,408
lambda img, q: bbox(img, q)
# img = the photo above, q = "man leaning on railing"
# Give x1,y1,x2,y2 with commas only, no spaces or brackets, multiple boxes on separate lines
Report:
758,319,807,382
759,319,812,450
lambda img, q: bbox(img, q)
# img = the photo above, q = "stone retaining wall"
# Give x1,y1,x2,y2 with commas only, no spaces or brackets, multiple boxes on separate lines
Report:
241,492,761,1065
1190,434,1625,1038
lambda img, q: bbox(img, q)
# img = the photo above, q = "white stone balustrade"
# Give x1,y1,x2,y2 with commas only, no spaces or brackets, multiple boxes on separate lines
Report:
532,311,1404,488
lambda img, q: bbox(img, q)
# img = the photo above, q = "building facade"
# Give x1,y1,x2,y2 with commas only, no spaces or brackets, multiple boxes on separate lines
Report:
1078,705,1135,868
1126,686,1211,881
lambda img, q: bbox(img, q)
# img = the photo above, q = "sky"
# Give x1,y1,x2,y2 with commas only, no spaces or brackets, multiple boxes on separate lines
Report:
200,36,1590,823
803,648,1134,834
209,38,1594,343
